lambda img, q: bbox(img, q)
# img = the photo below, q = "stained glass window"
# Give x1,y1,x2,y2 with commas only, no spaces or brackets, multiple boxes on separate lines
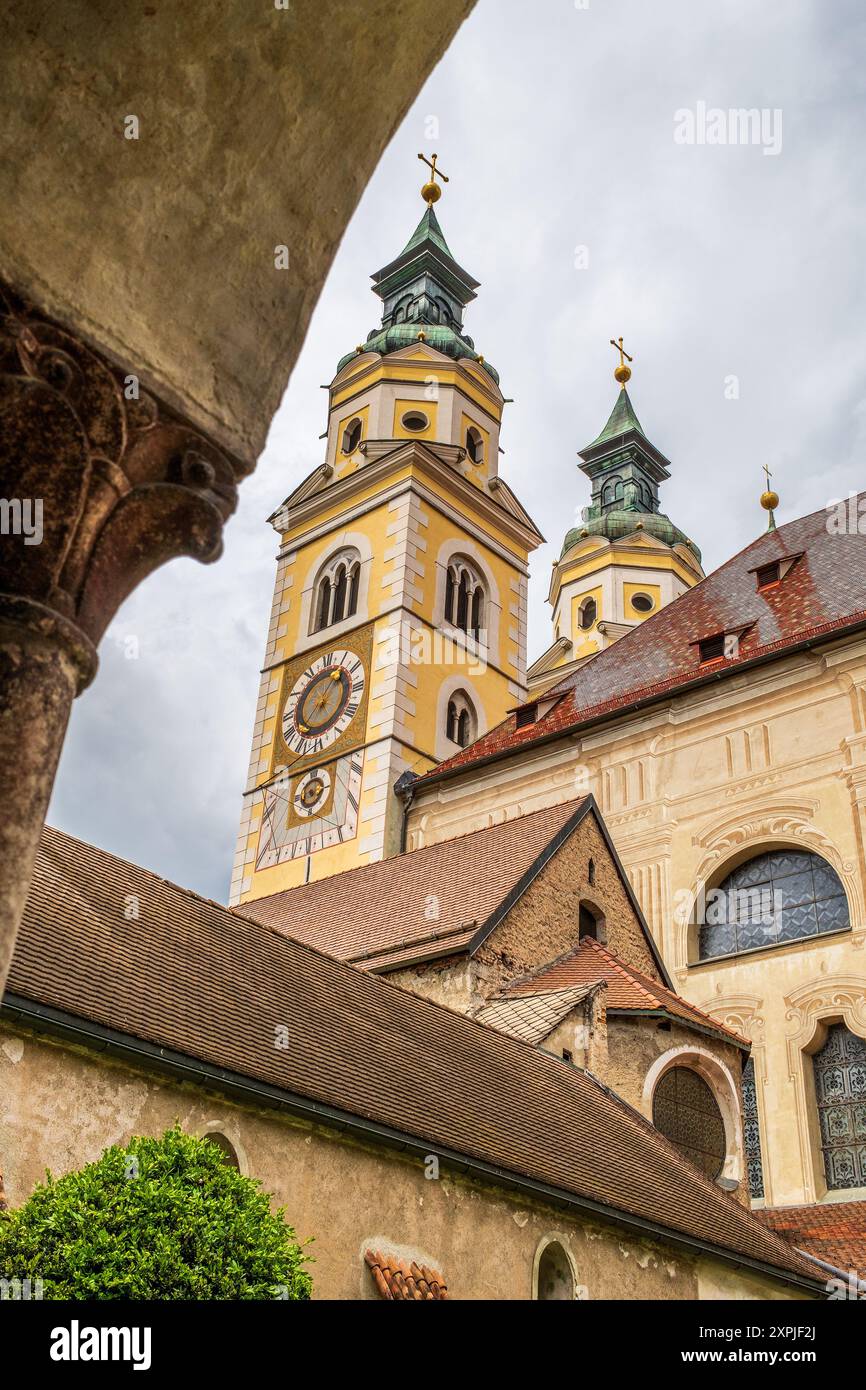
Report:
741,1057,765,1199
652,1066,726,1179
813,1024,866,1192
698,849,849,961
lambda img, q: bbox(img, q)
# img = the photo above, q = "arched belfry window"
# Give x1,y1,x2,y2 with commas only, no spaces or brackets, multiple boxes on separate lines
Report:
312,548,361,633
578,597,597,631
443,557,486,642
465,426,484,466
652,1066,726,1179
813,1024,866,1191
341,417,362,454
446,689,478,749
698,849,849,961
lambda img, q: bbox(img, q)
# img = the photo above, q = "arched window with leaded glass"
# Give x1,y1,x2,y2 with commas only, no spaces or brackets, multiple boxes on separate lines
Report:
813,1024,866,1192
698,849,849,962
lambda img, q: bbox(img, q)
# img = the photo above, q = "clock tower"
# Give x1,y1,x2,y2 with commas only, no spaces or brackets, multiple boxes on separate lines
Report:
229,162,543,904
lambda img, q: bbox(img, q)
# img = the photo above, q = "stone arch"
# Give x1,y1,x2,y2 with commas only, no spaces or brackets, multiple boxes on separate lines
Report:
783,977,866,1202
532,1233,581,1300
643,1044,744,1187
194,1119,249,1176
678,807,861,970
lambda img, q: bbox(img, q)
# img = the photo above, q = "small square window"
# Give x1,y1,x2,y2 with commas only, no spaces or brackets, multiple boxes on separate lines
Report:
515,703,538,729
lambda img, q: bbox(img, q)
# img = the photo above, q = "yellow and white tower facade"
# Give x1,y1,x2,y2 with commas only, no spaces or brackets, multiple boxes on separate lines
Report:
527,343,704,693
230,163,543,903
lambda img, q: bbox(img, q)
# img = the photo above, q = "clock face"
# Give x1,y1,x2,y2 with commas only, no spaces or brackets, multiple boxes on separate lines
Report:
256,751,364,868
281,648,366,760
293,766,332,819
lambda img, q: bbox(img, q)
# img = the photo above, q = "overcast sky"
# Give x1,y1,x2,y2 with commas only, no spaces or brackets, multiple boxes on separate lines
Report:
49,0,866,901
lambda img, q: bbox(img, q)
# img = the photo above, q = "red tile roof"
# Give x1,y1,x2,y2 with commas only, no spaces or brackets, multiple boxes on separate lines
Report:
756,1201,866,1276
422,500,866,783
234,798,592,970
364,1249,448,1300
505,938,748,1047
4,825,820,1289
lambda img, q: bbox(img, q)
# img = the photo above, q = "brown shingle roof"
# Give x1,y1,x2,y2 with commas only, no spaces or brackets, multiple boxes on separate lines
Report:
756,1201,866,1276
505,938,749,1048
4,825,819,1289
421,500,866,783
234,798,591,970
364,1249,448,1300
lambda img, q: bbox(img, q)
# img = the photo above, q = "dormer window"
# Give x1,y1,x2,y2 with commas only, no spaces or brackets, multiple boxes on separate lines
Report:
515,703,538,729
698,633,727,663
749,551,802,592
755,561,781,590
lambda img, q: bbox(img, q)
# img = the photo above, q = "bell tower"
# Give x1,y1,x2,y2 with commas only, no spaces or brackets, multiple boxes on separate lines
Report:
229,161,543,905
527,342,704,693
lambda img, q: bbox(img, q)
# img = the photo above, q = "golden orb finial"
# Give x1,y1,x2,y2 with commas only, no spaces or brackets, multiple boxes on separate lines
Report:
418,151,449,207
761,463,779,530
610,336,633,387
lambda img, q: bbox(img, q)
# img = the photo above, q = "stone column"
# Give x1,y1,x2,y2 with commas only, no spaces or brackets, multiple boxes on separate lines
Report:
0,282,247,995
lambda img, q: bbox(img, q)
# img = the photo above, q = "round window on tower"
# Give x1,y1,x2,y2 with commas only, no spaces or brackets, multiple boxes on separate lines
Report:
401,410,429,432
631,593,654,614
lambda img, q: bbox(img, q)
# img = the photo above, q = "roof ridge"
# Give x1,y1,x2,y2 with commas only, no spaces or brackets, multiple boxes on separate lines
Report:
582,937,660,1007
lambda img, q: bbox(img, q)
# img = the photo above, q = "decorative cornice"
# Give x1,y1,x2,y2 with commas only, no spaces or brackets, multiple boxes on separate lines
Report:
272,438,543,556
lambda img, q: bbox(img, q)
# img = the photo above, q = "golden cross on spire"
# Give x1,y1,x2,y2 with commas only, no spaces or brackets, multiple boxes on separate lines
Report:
609,336,633,387
762,462,773,489
418,152,449,206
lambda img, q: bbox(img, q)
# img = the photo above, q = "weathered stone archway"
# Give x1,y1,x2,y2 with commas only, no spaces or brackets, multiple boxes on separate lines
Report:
0,0,476,992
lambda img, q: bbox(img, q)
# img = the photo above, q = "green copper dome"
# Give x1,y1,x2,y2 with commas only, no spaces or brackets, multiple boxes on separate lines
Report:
336,323,499,383
335,204,499,385
562,508,701,562
563,385,701,563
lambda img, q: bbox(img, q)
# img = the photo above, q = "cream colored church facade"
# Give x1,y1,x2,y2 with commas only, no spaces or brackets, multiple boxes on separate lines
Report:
230,171,866,1237
406,615,866,1214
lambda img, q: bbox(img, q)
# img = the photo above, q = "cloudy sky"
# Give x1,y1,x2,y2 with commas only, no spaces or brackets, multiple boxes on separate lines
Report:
49,0,866,901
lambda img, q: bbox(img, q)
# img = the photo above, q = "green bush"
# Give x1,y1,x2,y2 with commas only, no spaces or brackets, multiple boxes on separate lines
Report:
0,1126,312,1300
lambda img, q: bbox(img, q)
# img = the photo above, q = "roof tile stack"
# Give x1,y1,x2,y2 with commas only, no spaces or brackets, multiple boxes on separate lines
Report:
365,1250,448,1300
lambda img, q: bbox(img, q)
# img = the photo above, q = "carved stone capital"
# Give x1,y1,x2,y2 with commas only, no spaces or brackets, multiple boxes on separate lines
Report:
0,280,249,995
1,279,248,684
